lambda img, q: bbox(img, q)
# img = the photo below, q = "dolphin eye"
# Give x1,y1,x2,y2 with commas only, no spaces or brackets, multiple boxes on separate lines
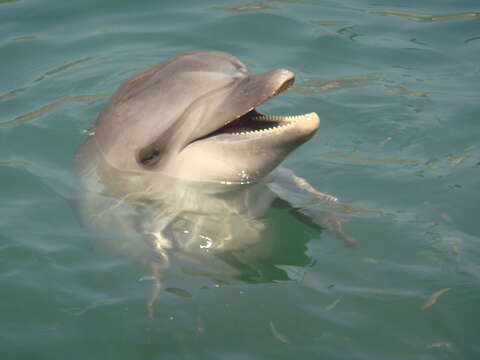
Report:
138,147,160,167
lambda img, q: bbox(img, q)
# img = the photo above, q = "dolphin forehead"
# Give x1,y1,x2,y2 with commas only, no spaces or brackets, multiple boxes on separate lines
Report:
122,51,250,101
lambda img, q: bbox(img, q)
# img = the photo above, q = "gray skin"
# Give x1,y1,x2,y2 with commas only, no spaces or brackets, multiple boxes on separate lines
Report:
74,51,354,317
75,50,319,186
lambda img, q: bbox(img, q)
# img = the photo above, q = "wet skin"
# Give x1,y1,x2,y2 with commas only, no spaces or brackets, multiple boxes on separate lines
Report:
74,51,351,317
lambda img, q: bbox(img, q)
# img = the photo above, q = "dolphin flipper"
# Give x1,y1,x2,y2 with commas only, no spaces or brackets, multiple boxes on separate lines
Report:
268,168,356,246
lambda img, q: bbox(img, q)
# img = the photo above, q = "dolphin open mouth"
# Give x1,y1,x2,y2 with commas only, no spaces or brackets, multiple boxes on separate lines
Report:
137,63,319,167
193,75,319,143
203,110,318,138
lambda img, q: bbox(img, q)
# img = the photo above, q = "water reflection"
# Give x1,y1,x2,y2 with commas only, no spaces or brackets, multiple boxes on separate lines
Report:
292,74,382,95
75,163,317,288
210,0,306,13
323,150,420,166
74,159,324,316
0,94,108,128
371,9,480,22
0,0,20,5
210,3,274,13
9,35,41,41
0,87,26,101
35,56,95,82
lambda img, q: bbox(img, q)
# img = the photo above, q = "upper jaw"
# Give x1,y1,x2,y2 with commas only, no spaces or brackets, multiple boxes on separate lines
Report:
189,69,319,144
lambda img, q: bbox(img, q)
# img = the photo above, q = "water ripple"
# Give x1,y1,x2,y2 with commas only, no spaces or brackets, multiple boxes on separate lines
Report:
292,74,382,95
0,87,26,101
371,9,480,22
0,94,109,128
35,56,95,82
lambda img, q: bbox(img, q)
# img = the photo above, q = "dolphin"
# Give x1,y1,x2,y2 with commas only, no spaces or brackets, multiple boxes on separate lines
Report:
74,50,353,316
75,50,320,185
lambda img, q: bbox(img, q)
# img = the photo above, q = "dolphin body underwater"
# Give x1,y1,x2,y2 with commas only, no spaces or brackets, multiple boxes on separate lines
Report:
74,51,354,315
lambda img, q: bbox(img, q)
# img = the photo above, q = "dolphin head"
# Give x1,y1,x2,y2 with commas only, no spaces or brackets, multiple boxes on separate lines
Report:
88,51,319,185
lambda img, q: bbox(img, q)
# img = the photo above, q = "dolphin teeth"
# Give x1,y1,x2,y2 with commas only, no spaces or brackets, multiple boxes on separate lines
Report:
231,113,310,136
258,114,303,123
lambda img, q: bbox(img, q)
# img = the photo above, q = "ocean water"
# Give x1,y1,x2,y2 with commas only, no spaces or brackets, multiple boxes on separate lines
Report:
1,0,479,359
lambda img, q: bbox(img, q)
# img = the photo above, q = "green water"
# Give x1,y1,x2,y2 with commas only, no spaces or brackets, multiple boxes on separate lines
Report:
1,0,479,359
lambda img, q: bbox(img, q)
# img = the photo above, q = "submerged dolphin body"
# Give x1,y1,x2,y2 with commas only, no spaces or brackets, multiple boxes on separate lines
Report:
74,51,352,315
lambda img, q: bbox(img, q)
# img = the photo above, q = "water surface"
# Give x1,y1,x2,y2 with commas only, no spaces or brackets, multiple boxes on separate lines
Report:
1,0,479,359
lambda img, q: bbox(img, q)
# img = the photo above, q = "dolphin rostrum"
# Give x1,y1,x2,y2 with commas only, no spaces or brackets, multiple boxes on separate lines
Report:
74,50,353,317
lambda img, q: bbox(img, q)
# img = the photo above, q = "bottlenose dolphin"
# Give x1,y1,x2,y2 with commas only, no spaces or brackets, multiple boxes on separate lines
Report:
76,50,321,184
74,50,353,316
